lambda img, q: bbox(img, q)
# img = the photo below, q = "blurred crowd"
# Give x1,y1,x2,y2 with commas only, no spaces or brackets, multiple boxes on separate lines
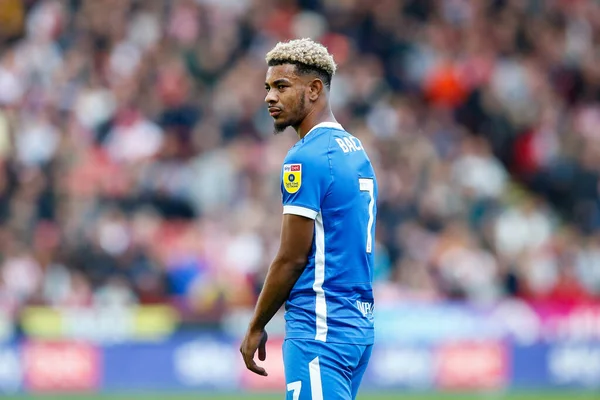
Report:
1,0,600,322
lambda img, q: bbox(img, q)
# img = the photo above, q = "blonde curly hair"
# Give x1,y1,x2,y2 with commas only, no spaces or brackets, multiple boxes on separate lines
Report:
266,38,337,85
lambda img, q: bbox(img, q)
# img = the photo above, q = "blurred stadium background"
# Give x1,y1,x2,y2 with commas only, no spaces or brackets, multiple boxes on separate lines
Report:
0,0,599,399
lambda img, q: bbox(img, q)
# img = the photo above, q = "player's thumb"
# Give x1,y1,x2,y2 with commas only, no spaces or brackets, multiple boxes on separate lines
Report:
258,331,268,361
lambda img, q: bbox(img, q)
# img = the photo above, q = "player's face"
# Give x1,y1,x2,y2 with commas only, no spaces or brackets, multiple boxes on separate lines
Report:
265,64,310,134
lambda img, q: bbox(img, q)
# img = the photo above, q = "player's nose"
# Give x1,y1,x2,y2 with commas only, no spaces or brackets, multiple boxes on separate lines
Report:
265,89,277,104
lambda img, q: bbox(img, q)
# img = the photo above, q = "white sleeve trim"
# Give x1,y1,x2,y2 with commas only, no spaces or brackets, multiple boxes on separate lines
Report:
283,205,318,220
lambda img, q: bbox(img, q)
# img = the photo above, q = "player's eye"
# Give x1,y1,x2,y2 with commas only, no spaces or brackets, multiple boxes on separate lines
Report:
278,85,286,90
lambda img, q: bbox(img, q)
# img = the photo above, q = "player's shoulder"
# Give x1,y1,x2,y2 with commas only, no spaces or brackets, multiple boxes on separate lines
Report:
285,134,332,164
305,122,346,145
304,122,366,155
313,124,347,138
303,123,352,153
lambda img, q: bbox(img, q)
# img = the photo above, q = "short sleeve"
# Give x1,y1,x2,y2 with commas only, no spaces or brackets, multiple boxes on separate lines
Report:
281,150,330,220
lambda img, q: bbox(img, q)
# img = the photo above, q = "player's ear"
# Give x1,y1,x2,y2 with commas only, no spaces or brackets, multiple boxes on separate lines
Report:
308,79,323,102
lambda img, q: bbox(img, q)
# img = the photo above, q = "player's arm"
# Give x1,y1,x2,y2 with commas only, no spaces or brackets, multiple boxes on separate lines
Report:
240,213,314,376
250,213,314,332
241,151,329,375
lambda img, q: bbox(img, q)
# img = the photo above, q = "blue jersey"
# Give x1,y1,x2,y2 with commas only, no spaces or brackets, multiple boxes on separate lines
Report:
281,122,377,345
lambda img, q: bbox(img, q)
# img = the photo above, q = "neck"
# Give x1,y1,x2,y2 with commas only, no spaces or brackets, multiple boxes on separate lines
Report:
295,105,337,139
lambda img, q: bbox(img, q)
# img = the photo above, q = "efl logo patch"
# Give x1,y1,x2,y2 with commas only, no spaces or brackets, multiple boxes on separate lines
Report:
283,164,302,193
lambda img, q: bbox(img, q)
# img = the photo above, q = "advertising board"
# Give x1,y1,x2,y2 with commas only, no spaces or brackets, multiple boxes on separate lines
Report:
365,344,434,389
435,341,508,390
22,341,100,392
0,301,597,393
101,333,241,391
0,345,21,394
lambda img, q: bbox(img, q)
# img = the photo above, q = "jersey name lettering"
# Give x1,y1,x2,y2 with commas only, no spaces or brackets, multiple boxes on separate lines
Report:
335,137,363,153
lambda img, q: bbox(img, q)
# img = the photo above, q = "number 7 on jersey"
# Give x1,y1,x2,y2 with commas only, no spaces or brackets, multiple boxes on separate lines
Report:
359,178,375,253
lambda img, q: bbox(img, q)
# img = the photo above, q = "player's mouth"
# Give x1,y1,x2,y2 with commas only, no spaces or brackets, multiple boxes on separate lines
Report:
269,107,282,117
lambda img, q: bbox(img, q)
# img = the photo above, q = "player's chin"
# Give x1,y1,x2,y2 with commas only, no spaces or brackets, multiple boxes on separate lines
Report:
273,120,289,134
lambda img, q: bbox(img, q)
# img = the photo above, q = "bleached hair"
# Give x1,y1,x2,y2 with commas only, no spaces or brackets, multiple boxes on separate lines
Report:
265,38,337,76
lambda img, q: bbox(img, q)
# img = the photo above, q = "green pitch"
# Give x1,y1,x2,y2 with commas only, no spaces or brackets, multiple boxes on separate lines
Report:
3,391,597,400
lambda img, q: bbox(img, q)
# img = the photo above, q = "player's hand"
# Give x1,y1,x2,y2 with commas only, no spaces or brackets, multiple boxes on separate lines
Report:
240,329,269,376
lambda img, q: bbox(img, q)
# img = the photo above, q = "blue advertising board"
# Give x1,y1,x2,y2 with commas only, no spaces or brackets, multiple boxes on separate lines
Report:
512,342,600,389
101,333,242,391
0,345,21,394
0,301,599,393
0,335,596,393
364,343,435,390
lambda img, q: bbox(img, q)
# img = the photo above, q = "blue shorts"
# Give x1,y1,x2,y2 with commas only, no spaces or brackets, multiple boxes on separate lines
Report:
282,339,373,400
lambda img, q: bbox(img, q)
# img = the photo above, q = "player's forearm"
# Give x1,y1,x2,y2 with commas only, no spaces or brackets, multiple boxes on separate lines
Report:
249,258,306,332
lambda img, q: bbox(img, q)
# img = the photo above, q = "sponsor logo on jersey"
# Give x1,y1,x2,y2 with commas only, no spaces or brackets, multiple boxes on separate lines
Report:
283,164,302,193
356,300,374,319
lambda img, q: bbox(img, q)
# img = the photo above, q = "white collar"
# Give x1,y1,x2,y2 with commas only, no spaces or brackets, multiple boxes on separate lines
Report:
304,122,344,138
